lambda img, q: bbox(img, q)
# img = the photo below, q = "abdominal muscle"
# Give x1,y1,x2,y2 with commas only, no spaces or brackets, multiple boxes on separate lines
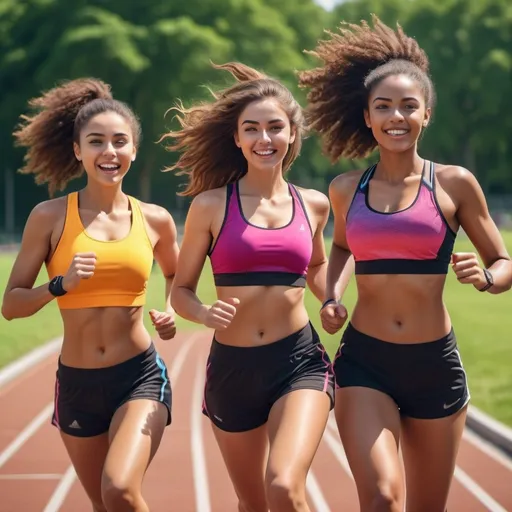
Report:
351,274,453,343
214,285,310,347
59,307,151,368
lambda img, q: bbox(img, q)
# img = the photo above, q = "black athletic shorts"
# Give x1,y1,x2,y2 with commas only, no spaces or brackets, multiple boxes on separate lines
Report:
202,322,335,432
52,342,172,437
333,323,470,419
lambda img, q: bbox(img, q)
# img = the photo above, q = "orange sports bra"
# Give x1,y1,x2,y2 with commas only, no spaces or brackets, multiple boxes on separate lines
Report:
46,192,154,309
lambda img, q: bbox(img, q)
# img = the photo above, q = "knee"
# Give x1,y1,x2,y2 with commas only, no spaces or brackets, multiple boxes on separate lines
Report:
101,477,141,511
369,481,402,512
266,474,306,511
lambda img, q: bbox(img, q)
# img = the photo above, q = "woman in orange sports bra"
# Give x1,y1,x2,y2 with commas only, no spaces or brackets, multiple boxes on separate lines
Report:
2,79,180,512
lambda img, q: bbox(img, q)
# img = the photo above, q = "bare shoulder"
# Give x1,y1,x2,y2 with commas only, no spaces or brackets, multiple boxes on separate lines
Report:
28,197,67,226
139,201,175,226
330,169,365,202
434,163,481,198
189,187,227,214
294,186,329,215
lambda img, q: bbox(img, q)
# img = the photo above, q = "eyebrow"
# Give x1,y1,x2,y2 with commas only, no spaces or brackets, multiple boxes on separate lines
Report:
85,132,129,137
241,119,284,125
372,96,420,103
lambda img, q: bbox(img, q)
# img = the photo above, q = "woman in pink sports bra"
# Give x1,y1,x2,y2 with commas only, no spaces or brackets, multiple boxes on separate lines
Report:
300,16,512,512
161,62,343,512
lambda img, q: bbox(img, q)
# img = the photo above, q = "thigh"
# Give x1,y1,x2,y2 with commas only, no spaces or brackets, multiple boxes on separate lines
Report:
211,422,269,511
266,389,330,483
401,405,468,512
60,431,109,509
102,399,168,490
335,387,404,511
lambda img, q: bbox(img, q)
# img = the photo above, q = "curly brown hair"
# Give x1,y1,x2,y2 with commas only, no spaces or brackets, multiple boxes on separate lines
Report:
298,15,435,161
160,62,305,197
13,78,141,196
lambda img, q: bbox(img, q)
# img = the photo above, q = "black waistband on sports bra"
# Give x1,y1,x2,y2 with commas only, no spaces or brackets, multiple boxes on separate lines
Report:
213,272,307,287
355,259,450,275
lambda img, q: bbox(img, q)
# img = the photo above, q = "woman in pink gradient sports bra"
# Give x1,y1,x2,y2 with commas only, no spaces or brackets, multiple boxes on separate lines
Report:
162,62,342,512
299,16,512,512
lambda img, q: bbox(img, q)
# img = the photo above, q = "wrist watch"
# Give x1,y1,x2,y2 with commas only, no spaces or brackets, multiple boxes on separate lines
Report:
478,268,494,292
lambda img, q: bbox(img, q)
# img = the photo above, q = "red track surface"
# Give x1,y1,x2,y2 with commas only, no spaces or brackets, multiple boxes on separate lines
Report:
1,331,511,511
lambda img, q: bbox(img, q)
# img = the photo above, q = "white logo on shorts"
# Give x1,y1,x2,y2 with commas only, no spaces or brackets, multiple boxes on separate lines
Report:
443,397,462,410
213,415,223,423
69,420,81,429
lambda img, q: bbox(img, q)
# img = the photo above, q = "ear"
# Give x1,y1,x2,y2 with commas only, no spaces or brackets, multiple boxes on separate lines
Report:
363,109,371,129
289,125,296,145
423,107,432,128
233,131,241,148
73,142,82,161
131,147,137,162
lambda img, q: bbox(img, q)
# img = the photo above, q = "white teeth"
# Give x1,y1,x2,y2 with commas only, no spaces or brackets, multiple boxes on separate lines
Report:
255,150,274,156
99,164,119,169
386,130,408,136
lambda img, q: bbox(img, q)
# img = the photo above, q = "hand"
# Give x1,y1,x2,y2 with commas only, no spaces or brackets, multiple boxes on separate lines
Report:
149,309,177,340
320,300,348,335
62,252,97,292
200,297,239,330
451,252,486,289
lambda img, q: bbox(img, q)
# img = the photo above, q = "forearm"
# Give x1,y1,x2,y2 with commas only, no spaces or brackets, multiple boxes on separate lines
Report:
2,283,55,320
164,276,174,313
325,244,354,302
170,286,208,324
306,262,328,303
484,258,512,294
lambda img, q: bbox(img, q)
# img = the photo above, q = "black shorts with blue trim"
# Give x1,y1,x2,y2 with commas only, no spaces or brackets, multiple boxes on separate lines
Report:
52,342,172,437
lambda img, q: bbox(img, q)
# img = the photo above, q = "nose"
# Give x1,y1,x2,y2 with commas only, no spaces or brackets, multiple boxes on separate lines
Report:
259,130,271,143
102,142,116,156
390,107,405,123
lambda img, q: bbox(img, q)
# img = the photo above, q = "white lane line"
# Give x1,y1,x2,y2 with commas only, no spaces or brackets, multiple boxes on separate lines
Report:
463,429,512,473
0,403,53,469
191,359,211,512
42,465,77,512
454,467,507,512
306,470,331,512
168,332,200,383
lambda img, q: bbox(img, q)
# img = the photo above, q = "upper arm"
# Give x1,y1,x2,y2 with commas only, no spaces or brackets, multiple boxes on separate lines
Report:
300,188,330,268
3,202,58,295
142,203,180,278
329,171,361,251
448,167,510,267
173,192,220,293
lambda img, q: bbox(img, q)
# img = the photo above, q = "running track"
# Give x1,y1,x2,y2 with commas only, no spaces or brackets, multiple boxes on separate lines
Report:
1,331,511,511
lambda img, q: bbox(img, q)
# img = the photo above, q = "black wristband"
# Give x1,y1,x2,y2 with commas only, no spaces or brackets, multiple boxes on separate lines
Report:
321,298,338,310
478,268,494,292
48,276,67,297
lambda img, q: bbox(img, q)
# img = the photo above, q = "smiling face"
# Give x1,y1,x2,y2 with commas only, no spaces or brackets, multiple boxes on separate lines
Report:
73,111,136,187
364,74,431,154
234,98,296,173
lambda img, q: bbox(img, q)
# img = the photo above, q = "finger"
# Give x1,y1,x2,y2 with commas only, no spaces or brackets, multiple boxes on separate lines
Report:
211,315,232,329
217,302,237,315
458,274,482,284
452,259,478,272
335,305,348,319
212,306,236,320
455,268,480,280
75,264,96,273
452,252,476,263
77,270,95,279
225,297,240,306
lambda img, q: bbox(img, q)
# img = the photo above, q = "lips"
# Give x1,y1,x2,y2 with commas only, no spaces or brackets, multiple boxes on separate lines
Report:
97,163,121,173
384,129,409,136
253,149,277,157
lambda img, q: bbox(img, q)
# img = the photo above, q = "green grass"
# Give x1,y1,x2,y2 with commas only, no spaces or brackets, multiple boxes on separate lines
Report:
1,233,511,426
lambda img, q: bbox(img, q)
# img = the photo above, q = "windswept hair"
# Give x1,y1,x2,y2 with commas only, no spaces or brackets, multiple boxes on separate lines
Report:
160,62,305,197
299,15,435,161
13,78,141,196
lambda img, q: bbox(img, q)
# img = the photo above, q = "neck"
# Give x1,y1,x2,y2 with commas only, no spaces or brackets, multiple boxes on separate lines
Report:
242,165,288,198
80,182,127,213
376,146,424,183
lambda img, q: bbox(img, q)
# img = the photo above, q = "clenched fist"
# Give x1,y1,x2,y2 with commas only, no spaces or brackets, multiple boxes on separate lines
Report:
200,297,240,330
320,300,348,335
149,309,177,341
62,253,97,292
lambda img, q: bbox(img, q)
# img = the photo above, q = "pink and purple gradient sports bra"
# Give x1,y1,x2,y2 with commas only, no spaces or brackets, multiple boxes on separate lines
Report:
346,161,457,275
209,181,313,287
